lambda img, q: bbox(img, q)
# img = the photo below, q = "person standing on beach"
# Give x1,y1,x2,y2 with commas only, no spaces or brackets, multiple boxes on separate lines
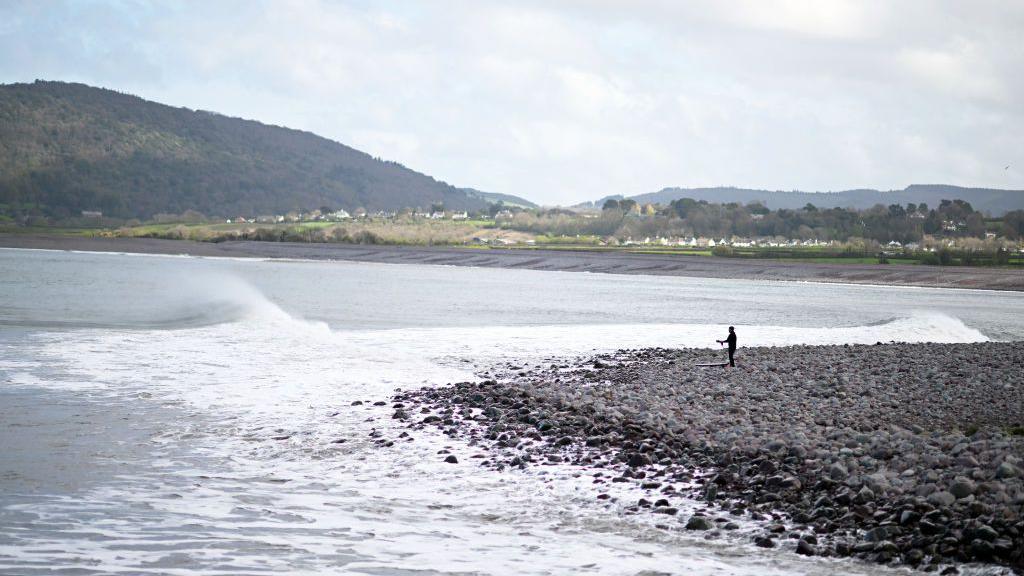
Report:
717,326,737,367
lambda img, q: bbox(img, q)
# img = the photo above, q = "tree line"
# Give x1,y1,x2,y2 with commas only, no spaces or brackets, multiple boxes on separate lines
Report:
495,198,1023,243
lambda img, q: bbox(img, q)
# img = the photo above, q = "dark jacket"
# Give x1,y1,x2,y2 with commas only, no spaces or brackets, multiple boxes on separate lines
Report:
725,332,736,350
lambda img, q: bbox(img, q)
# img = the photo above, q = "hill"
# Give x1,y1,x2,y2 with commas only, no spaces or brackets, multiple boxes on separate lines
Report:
0,81,533,220
577,185,1024,215
459,188,536,209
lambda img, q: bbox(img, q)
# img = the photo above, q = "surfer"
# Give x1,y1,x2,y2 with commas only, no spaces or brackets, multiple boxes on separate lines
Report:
717,326,737,367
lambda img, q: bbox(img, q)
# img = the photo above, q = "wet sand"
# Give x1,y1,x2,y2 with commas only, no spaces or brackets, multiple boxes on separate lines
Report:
2,234,1024,291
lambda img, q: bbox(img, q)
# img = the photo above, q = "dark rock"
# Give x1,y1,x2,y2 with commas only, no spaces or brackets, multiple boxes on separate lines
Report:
444,455,458,464
995,461,1020,479
927,491,956,507
874,540,899,561
971,539,995,560
795,539,815,556
863,526,896,542
903,548,924,565
972,524,999,542
685,516,713,530
627,453,651,468
949,477,975,499
899,510,920,525
829,462,849,481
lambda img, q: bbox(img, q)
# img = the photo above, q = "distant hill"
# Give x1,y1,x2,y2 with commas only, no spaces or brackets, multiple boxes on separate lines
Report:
577,185,1024,215
460,188,537,209
0,81,534,219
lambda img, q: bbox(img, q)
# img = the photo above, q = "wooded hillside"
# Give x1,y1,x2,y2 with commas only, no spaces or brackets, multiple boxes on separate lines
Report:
0,81,519,219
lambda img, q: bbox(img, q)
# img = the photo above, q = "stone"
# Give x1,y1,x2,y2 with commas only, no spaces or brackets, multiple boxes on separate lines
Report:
780,476,802,490
863,526,894,542
829,462,849,481
627,453,651,468
854,486,875,503
795,539,815,556
444,455,458,464
873,540,899,560
995,461,1020,479
754,535,775,548
685,516,712,530
899,510,920,525
970,539,995,560
972,524,999,542
919,519,943,535
927,490,956,507
903,548,924,565
949,477,975,499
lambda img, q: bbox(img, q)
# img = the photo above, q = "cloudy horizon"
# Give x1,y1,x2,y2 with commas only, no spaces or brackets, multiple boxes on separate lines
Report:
2,0,1022,205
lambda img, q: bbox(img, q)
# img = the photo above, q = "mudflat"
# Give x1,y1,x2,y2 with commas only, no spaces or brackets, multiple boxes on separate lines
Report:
3,234,1023,291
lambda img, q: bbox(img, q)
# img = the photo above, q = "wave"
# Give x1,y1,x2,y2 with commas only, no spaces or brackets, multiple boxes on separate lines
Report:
320,311,989,372
0,271,325,332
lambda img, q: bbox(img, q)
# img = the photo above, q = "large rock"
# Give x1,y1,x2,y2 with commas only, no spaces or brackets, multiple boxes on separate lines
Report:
995,461,1020,479
829,462,849,481
927,490,956,507
795,539,816,556
949,477,976,499
685,515,713,530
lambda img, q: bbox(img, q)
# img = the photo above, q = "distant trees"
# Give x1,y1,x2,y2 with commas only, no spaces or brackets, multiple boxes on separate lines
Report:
1002,210,1024,239
497,196,1007,245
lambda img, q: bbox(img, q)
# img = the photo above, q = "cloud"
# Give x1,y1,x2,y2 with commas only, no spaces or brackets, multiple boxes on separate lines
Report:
718,0,882,39
899,38,1007,102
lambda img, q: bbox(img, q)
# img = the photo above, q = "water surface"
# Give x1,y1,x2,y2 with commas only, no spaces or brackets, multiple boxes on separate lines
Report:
2,248,1022,575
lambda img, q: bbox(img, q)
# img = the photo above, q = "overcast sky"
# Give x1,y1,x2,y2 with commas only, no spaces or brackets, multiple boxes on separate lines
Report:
2,0,1022,205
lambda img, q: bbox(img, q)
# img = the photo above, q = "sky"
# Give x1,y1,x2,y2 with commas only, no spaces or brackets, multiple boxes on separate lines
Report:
1,0,1022,206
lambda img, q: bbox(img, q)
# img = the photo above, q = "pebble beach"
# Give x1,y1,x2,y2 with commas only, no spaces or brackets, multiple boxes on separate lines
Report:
395,342,1024,572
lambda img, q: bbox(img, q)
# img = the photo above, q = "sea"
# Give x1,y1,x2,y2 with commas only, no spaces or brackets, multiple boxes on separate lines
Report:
2,247,1023,575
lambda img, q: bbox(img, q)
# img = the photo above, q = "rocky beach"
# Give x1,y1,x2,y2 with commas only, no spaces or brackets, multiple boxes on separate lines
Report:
394,342,1024,573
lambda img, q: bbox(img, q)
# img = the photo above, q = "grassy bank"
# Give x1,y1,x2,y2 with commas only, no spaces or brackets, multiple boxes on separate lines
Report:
3,221,1022,267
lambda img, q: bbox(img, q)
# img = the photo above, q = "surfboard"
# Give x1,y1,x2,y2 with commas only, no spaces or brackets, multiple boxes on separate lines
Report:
695,362,729,367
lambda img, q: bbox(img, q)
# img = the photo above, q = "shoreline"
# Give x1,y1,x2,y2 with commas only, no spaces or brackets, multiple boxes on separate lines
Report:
395,342,1024,572
2,234,1024,291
